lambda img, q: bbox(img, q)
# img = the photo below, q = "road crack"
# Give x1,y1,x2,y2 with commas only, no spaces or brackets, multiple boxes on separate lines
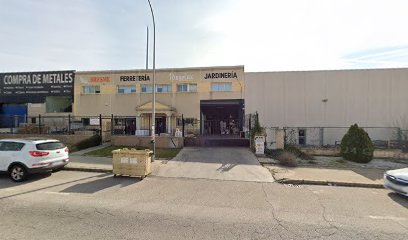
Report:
261,183,300,239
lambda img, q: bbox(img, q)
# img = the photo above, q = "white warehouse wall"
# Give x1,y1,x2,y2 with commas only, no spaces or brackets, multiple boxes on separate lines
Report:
245,68,408,129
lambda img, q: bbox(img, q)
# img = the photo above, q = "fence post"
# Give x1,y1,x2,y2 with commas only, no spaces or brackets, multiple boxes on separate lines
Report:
99,114,103,142
10,115,14,133
111,114,114,136
38,114,42,134
182,114,185,137
68,114,71,134
320,128,324,146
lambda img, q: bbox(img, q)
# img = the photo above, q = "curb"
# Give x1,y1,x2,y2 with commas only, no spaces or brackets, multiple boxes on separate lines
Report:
63,167,112,174
276,179,384,189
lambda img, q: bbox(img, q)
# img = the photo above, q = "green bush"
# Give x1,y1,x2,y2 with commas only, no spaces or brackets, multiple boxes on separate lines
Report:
70,134,102,152
340,124,374,163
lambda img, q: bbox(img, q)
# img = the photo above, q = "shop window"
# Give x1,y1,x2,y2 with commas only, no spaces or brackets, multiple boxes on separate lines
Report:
176,118,197,126
141,84,171,93
45,96,72,113
83,86,100,94
211,83,232,92
117,85,136,94
177,84,197,92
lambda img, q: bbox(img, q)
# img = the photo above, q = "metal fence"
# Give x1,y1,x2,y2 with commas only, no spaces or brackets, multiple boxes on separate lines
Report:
0,114,200,138
282,127,407,149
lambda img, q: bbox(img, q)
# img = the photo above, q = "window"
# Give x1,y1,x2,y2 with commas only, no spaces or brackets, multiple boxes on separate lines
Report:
211,83,232,92
156,84,172,93
298,129,306,145
83,86,100,94
177,84,197,92
117,85,136,94
36,142,65,150
141,84,172,93
82,118,90,126
177,118,197,126
0,142,25,151
45,96,72,113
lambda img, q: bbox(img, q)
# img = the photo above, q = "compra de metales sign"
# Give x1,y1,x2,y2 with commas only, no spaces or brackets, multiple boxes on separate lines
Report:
0,71,75,103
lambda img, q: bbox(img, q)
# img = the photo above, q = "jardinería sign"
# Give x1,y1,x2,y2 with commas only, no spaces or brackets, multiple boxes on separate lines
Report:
0,71,75,103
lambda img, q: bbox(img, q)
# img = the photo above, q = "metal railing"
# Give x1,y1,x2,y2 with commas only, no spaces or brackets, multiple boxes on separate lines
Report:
0,114,200,139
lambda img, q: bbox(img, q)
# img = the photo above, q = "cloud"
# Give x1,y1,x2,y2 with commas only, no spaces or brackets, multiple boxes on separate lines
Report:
0,0,408,72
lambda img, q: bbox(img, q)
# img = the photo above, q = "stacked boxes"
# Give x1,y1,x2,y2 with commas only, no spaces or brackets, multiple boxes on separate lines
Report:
112,148,153,179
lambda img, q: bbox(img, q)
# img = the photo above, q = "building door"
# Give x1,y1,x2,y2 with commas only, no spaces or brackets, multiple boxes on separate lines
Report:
155,116,166,134
200,99,244,136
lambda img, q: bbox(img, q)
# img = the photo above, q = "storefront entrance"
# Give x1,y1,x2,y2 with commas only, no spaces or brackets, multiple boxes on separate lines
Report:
155,116,166,134
200,99,244,136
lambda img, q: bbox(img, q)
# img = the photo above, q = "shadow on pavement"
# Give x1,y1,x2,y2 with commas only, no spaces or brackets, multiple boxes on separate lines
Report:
388,192,408,207
60,175,140,194
172,147,260,165
216,163,237,172
0,172,52,189
350,168,385,181
0,173,110,200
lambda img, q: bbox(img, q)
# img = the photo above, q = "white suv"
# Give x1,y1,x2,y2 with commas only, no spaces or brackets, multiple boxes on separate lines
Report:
0,138,69,182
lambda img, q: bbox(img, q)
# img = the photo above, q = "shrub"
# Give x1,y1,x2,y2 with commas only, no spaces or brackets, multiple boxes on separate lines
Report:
70,134,102,152
276,152,298,167
340,124,374,163
284,145,315,160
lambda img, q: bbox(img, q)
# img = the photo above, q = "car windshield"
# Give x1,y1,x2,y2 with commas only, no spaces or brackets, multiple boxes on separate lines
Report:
36,142,66,150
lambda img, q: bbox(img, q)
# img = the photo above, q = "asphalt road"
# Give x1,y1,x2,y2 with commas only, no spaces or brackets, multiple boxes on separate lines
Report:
0,171,407,240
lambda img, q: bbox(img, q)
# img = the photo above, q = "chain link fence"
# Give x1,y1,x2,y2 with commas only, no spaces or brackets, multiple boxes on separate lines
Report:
283,127,407,150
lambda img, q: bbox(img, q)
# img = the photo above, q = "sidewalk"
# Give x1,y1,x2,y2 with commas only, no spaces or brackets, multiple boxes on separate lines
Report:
65,155,112,173
266,165,386,188
66,155,168,175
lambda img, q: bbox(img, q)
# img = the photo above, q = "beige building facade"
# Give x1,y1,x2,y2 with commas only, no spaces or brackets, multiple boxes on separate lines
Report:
73,66,245,135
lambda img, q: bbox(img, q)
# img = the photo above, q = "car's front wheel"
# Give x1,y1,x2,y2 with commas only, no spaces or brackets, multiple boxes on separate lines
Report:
9,164,27,182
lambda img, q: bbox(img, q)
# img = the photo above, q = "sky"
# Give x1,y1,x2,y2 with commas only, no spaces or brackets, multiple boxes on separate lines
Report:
0,0,408,72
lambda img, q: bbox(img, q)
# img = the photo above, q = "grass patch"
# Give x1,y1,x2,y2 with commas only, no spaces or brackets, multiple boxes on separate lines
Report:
85,146,181,159
307,160,318,164
334,159,348,165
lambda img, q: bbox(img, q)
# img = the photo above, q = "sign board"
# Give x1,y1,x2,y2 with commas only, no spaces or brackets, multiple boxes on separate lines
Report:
255,135,265,155
89,118,100,126
0,71,75,103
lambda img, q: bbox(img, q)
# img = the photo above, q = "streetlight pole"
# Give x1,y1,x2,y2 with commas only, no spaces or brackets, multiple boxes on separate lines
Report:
147,0,156,161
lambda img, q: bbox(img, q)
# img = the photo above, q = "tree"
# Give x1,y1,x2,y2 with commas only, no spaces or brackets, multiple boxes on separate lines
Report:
340,124,374,163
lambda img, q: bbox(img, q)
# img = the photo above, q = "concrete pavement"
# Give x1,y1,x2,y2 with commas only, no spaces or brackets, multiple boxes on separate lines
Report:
154,147,274,182
0,171,407,239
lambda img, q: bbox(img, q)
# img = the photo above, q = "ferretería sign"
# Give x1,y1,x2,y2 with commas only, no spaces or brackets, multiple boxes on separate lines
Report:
0,71,75,103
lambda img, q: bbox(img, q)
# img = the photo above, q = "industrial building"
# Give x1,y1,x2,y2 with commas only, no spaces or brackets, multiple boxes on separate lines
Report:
1,66,408,147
